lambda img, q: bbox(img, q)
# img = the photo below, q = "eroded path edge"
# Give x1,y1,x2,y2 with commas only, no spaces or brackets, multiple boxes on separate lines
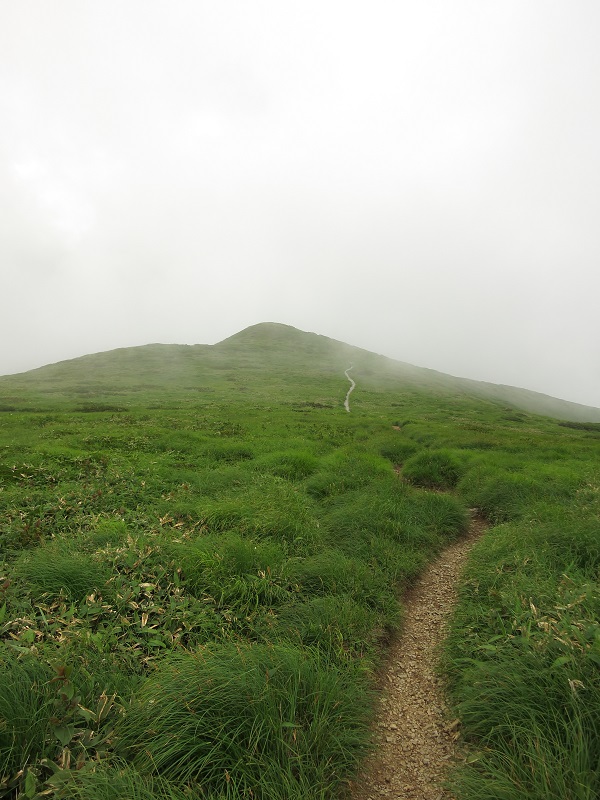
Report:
348,513,487,800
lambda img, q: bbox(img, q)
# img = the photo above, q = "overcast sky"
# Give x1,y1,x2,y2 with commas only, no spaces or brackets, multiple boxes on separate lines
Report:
2,2,599,407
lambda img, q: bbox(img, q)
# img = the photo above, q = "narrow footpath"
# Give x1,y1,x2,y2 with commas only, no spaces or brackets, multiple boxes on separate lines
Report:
344,366,356,412
348,513,487,800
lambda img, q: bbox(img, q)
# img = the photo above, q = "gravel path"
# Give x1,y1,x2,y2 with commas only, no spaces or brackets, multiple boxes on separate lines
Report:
348,513,487,800
344,366,356,412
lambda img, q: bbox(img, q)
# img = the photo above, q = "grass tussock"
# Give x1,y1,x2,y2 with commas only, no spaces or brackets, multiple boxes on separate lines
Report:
0,650,53,780
402,448,465,490
13,544,112,602
117,643,373,799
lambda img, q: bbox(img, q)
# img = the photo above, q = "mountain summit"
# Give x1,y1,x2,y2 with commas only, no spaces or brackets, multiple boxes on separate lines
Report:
1,322,599,422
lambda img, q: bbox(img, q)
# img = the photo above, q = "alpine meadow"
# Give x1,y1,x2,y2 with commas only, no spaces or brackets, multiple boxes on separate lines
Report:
1,322,599,800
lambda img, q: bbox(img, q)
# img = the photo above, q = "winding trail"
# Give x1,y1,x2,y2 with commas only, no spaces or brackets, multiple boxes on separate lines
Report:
348,512,487,800
344,366,356,412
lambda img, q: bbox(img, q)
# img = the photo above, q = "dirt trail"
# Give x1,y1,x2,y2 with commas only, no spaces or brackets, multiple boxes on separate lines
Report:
348,513,487,800
344,366,356,412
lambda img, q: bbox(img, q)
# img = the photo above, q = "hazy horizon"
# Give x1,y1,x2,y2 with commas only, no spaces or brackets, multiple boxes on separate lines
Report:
2,319,598,412
2,2,599,407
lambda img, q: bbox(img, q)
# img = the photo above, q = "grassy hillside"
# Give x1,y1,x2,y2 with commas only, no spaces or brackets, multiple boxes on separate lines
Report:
1,323,599,799
2,322,599,421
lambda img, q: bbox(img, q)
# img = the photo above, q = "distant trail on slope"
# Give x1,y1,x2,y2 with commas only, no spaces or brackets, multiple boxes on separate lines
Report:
344,366,356,412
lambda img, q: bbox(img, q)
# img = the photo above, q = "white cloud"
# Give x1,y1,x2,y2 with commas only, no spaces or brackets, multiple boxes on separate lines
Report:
1,1,599,406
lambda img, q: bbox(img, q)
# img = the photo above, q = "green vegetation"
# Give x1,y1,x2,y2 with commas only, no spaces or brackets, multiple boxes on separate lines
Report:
0,322,598,799
444,484,600,798
402,448,465,489
116,643,372,797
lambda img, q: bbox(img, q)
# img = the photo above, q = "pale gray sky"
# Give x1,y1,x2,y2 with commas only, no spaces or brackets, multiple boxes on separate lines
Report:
2,1,599,407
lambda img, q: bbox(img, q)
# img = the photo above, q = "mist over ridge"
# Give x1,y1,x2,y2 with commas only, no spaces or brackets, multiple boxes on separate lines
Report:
2,3,600,409
1,321,599,423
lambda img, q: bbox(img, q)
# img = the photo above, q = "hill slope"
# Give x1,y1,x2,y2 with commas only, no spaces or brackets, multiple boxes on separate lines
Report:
1,322,599,421
1,322,598,800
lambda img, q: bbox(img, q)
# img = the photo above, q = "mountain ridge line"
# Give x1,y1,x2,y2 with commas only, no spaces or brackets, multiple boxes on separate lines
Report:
1,321,599,422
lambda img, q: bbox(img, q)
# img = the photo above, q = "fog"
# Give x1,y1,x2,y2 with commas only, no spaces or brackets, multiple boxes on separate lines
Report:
2,1,599,407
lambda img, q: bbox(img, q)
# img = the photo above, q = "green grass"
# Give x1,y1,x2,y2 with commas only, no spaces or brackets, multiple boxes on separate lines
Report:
401,447,465,489
116,643,373,799
443,494,600,798
0,650,53,781
13,543,112,602
0,323,599,799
